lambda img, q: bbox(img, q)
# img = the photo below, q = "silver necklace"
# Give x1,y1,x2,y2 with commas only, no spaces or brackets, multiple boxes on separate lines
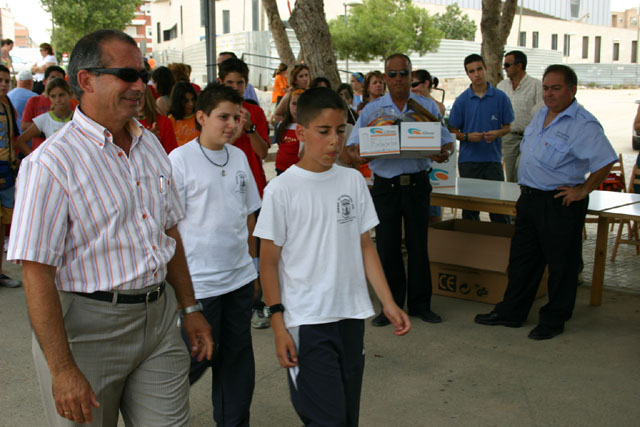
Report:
198,139,229,176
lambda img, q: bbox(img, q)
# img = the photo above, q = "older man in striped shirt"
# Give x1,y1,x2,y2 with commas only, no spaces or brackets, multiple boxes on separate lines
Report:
7,30,213,426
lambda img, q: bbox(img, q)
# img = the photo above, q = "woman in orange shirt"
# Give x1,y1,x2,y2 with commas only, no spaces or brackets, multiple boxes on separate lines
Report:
168,81,199,146
271,63,288,105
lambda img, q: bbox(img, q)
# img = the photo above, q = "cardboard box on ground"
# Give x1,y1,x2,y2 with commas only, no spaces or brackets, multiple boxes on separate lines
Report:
428,219,548,304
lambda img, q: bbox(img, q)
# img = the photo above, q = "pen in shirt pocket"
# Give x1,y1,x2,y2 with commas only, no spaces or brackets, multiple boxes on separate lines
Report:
160,175,166,195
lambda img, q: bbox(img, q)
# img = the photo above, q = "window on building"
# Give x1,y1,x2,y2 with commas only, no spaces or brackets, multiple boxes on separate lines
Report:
582,36,589,59
124,26,137,38
223,10,230,34
252,0,259,31
595,36,601,63
551,34,558,50
570,0,581,19
532,32,539,48
163,24,177,42
519,31,526,47
633,41,638,63
146,26,153,40
613,42,620,61
157,22,161,44
563,34,571,56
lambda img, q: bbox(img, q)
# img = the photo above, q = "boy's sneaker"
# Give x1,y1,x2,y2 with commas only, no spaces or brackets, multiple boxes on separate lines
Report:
251,308,270,329
0,274,21,288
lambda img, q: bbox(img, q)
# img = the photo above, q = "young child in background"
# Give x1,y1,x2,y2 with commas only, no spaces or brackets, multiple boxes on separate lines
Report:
15,78,73,156
274,88,304,175
169,81,200,146
254,87,411,427
169,83,260,426
137,86,178,154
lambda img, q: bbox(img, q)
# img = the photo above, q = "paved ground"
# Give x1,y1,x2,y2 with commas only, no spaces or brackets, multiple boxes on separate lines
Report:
1,89,639,426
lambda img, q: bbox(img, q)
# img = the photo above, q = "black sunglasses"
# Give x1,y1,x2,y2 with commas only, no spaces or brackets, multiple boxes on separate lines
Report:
85,68,150,84
411,81,426,88
386,69,409,78
504,62,514,68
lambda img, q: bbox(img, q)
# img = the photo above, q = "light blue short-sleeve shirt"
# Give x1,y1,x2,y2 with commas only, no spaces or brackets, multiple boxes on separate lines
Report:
346,92,453,179
518,99,618,191
448,83,514,164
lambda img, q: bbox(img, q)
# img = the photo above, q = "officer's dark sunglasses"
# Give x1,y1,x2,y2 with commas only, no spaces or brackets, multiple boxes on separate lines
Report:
386,69,410,78
85,68,150,84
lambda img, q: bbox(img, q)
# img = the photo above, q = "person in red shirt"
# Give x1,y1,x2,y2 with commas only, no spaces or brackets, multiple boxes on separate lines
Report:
274,88,304,174
21,66,77,150
137,86,178,154
218,58,269,197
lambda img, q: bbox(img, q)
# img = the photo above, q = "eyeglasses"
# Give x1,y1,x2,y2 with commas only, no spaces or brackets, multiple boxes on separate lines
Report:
85,68,150,84
386,69,409,78
411,81,425,88
504,62,514,68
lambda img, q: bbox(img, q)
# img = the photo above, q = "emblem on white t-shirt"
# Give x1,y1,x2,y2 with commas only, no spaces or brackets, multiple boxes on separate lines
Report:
235,171,248,194
337,195,355,224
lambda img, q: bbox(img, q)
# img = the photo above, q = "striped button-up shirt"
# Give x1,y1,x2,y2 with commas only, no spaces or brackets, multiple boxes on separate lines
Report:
7,108,184,292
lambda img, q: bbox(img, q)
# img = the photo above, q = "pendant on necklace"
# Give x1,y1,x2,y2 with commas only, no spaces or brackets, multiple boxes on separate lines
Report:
221,170,226,176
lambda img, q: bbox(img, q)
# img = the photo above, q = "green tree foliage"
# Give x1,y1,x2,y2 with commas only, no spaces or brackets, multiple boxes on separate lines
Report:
329,0,443,62
41,0,142,54
433,4,477,41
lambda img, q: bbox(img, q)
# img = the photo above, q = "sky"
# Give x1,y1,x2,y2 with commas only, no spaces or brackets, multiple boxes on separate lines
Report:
3,0,640,47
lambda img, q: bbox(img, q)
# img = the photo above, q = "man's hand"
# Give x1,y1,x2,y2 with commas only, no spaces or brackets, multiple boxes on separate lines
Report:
467,132,484,142
429,150,450,163
555,184,588,206
52,366,100,424
181,312,214,361
483,130,501,143
383,304,411,336
240,107,253,132
274,328,298,368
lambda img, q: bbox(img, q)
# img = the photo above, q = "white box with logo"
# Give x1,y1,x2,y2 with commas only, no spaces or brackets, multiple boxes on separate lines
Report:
358,125,400,157
399,121,441,155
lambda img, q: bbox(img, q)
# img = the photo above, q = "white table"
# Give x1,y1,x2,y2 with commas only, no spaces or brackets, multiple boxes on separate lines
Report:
431,178,640,305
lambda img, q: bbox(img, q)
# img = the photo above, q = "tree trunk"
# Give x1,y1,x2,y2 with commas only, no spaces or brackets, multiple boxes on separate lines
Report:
481,0,517,86
261,0,296,71
289,0,341,90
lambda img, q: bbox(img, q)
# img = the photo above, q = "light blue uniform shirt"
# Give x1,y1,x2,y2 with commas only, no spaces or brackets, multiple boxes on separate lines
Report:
347,92,453,179
244,83,260,105
518,99,617,191
448,83,514,163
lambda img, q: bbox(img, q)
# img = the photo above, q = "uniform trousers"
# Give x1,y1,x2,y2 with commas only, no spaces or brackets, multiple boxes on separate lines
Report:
458,161,511,223
495,190,588,327
371,171,432,314
287,319,365,427
184,282,255,427
501,132,523,183
33,284,190,427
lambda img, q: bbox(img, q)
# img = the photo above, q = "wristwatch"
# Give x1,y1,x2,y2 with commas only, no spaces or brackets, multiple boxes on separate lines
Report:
179,302,203,316
263,303,285,318
245,124,256,134
462,133,468,142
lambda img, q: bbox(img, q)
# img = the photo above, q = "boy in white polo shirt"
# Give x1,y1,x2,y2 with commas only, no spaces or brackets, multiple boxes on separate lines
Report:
169,83,260,425
254,87,411,426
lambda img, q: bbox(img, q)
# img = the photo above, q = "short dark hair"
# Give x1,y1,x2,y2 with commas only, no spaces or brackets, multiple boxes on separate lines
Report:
218,51,237,59
194,83,243,131
384,53,412,71
151,66,175,96
543,64,578,88
45,65,66,80
68,29,138,99
505,50,527,71
169,81,198,120
218,58,249,82
0,64,9,74
464,54,486,71
337,83,353,100
1,39,13,46
310,77,331,90
45,77,72,96
296,87,347,127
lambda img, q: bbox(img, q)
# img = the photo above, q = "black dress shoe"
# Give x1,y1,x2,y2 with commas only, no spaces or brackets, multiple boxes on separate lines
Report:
528,324,564,340
371,312,391,327
474,312,522,328
419,310,442,323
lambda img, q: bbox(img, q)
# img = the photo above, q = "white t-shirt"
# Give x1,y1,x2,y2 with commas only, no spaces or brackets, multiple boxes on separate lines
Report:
254,164,378,328
34,55,58,81
169,140,261,299
33,111,72,138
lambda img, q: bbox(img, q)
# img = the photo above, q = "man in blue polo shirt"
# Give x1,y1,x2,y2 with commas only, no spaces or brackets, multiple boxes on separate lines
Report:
449,54,514,223
475,65,617,340
347,53,454,327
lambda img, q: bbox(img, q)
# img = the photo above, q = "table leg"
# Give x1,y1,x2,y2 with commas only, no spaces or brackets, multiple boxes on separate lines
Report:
590,216,609,306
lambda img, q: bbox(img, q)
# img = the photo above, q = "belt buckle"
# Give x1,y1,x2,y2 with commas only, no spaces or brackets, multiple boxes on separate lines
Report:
146,287,161,303
399,175,411,186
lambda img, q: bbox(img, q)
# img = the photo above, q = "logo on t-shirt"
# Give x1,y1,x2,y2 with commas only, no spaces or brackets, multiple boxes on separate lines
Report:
235,171,248,194
337,195,355,224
